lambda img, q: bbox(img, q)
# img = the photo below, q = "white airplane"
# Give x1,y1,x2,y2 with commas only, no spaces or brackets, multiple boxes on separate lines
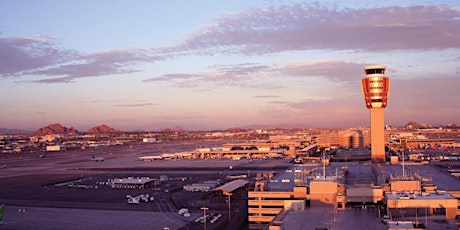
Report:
126,195,140,204
126,194,154,204
92,155,104,162
139,194,154,202
139,155,163,161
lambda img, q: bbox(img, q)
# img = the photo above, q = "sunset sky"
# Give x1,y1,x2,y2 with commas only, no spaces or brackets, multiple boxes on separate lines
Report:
1,0,459,131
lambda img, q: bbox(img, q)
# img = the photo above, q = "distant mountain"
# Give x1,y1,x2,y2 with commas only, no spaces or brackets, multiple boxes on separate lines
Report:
225,127,247,133
0,128,31,135
32,124,78,136
86,124,121,134
241,123,310,130
159,128,185,133
405,121,431,129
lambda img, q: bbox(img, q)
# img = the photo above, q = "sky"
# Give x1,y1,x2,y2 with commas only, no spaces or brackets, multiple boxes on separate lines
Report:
1,0,460,131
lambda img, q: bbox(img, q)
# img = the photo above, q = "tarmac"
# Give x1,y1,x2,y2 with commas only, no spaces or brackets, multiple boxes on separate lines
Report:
0,141,284,230
1,205,197,230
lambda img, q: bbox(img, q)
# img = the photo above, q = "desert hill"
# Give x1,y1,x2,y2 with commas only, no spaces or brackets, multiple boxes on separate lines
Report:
32,124,77,135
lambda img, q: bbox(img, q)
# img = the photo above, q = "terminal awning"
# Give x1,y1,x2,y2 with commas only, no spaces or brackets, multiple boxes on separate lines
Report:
213,179,249,195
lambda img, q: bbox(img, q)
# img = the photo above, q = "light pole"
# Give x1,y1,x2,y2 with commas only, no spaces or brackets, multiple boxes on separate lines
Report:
18,208,26,230
201,207,208,230
227,193,232,223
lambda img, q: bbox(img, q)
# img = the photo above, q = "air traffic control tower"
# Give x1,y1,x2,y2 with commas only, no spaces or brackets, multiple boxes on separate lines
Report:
361,65,390,162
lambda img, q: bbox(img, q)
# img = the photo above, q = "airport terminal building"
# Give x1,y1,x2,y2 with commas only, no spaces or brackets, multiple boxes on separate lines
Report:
246,160,460,230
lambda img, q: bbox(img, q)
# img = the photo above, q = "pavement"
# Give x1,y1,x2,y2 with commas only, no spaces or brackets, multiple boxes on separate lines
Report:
0,141,280,230
1,205,197,230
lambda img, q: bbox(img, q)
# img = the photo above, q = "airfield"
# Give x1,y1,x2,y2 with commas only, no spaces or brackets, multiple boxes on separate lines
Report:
0,141,292,230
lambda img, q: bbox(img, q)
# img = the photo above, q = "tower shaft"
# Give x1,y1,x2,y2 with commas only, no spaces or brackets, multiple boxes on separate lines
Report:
370,108,385,162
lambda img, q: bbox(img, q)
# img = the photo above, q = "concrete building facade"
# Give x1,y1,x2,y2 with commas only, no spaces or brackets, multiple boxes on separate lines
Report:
247,186,307,229
385,191,458,220
316,129,373,149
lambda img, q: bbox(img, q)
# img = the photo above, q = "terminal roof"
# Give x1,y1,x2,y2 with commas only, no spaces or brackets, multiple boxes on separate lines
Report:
386,191,455,200
378,164,460,191
213,179,249,194
113,177,156,185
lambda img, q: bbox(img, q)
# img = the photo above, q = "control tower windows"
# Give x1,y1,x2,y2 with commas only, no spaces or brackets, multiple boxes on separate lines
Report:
365,68,385,75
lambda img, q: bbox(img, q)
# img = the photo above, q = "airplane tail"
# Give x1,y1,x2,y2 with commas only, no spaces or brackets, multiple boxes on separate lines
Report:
0,204,5,222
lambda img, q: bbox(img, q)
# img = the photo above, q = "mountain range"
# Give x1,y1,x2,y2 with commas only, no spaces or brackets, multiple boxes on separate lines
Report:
27,124,120,135
0,121,457,135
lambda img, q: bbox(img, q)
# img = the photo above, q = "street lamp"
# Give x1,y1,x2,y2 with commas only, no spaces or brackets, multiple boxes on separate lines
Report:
18,208,26,230
227,193,232,223
201,207,209,230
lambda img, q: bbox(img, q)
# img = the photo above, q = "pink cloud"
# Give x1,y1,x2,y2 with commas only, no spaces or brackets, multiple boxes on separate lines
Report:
279,60,364,82
30,49,158,83
146,60,365,86
2,4,460,83
0,36,78,76
0,35,161,83
176,5,460,53
144,63,273,88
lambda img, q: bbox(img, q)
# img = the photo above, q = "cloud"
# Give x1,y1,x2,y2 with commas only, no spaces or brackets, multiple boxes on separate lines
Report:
390,75,460,109
256,96,368,128
176,4,460,54
146,60,366,87
143,73,201,82
2,4,460,83
279,60,364,82
268,101,291,105
0,35,78,76
253,95,280,98
0,35,160,83
115,103,157,107
30,49,157,83
254,73,460,127
144,63,273,88
208,63,272,75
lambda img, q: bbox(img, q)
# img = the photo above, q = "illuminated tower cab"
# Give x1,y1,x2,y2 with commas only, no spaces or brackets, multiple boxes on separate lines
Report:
361,65,390,162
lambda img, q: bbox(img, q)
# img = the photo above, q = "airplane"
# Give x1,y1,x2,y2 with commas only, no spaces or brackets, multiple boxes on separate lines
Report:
139,155,163,161
126,194,154,204
91,155,104,162
126,195,140,204
0,204,5,223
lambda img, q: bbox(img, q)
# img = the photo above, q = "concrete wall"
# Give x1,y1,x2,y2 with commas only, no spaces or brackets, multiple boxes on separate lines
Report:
387,198,458,219
391,180,421,192
309,181,338,207
310,181,337,194
293,186,307,199
346,187,383,203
